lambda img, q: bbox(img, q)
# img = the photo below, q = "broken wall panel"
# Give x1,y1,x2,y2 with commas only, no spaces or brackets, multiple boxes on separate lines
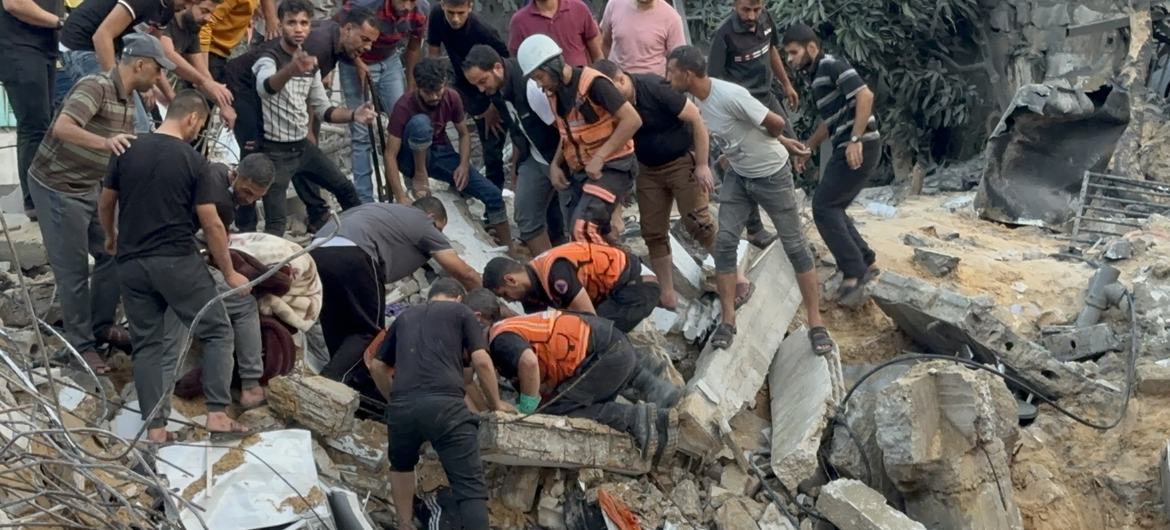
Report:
478,412,651,476
769,327,836,492
676,247,801,458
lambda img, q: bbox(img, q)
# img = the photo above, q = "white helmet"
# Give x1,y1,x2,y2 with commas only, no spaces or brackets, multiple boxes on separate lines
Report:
517,33,563,77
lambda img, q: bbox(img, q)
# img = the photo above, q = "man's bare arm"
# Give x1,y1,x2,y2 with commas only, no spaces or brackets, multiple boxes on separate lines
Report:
433,249,482,290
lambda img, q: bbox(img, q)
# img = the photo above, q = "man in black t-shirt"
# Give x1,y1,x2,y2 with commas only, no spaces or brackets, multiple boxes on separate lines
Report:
426,0,512,190
98,91,251,443
367,279,507,530
161,0,234,123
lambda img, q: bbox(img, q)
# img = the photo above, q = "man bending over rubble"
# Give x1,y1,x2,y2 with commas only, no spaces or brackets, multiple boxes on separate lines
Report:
666,45,833,355
311,198,482,393
483,241,660,333
99,90,251,441
464,288,680,463
368,278,509,530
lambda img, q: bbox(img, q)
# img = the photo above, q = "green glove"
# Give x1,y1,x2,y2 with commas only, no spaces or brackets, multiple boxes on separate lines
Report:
517,394,541,414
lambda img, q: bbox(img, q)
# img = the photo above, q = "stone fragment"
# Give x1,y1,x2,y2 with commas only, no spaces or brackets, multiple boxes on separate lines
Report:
911,248,960,277
1039,323,1120,361
1103,238,1134,260
312,439,340,481
325,419,388,471
477,412,653,475
870,272,1093,398
707,484,735,509
497,467,541,512
900,233,932,248
236,405,285,432
874,362,1022,530
758,504,798,530
715,498,758,530
1138,363,1170,397
816,479,925,530
677,248,800,458
0,283,59,328
267,374,358,438
670,479,701,519
769,326,835,492
536,471,567,530
719,464,759,497
0,218,48,269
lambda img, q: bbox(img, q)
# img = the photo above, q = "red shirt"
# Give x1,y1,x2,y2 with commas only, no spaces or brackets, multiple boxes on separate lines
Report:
339,0,427,63
508,0,600,67
388,89,465,146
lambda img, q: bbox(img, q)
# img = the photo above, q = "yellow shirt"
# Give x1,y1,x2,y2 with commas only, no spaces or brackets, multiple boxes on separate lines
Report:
199,0,260,58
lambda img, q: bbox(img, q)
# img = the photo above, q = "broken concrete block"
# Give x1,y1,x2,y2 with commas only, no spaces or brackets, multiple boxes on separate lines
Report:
714,498,759,530
870,272,1093,398
677,248,800,458
267,374,358,438
1039,323,1120,361
817,479,925,530
707,484,736,509
719,464,760,497
536,470,567,530
312,439,340,481
769,326,835,492
670,234,705,299
328,488,378,530
758,504,798,530
1138,363,1170,396
901,233,932,248
325,419,388,472
874,362,1022,530
497,466,542,512
1103,238,1134,260
829,364,909,507
671,478,702,519
911,248,960,277
0,219,48,270
477,412,652,475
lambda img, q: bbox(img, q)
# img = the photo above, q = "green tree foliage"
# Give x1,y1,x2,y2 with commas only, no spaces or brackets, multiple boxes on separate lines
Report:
766,0,983,164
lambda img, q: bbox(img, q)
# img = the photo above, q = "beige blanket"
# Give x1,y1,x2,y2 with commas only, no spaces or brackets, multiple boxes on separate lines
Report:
228,233,322,331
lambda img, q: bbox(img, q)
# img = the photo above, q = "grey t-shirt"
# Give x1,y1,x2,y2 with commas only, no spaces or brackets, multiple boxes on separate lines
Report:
694,78,789,179
318,203,452,283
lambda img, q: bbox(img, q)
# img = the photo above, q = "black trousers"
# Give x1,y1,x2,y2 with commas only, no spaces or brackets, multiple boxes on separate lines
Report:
0,49,55,211
311,245,384,383
237,140,361,235
386,395,489,530
456,85,511,190
812,141,881,280
543,334,640,434
598,279,660,333
209,54,228,83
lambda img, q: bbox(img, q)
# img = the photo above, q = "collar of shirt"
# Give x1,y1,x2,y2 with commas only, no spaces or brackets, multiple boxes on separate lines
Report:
809,52,828,78
525,0,571,20
106,68,131,103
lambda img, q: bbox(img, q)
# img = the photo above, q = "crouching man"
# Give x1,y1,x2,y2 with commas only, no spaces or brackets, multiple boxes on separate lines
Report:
367,279,510,530
483,242,660,333
464,289,679,463
99,91,251,441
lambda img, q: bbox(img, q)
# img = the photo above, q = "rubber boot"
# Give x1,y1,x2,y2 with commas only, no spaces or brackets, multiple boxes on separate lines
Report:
627,402,655,459
625,355,682,408
652,406,679,467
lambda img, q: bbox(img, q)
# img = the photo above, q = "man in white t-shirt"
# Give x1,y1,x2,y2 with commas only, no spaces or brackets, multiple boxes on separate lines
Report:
665,44,833,355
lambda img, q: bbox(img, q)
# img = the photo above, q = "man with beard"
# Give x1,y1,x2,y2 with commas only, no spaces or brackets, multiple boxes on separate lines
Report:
384,57,513,249
783,24,881,307
426,0,511,192
238,0,375,236
517,34,642,245
665,45,834,355
462,44,567,256
161,0,234,121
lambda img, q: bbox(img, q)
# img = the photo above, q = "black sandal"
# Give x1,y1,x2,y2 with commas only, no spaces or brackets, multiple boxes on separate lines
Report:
710,323,736,350
836,268,880,308
809,326,835,356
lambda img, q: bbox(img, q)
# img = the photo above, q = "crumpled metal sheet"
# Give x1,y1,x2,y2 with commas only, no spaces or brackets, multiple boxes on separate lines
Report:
976,83,1130,228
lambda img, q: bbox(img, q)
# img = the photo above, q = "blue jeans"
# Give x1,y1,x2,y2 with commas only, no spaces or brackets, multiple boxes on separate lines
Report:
340,51,406,203
61,49,153,133
398,114,507,225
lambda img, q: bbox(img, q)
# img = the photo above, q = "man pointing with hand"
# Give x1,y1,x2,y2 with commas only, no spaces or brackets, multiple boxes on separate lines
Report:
240,0,375,236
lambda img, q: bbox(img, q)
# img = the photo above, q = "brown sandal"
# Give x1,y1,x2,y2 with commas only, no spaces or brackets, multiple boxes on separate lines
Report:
98,325,133,353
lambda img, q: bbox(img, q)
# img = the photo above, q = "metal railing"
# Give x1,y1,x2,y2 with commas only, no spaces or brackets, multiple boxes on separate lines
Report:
1067,170,1170,250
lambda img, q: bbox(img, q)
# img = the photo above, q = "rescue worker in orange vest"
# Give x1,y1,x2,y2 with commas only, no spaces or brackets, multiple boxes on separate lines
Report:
463,288,680,463
482,241,660,333
517,34,643,245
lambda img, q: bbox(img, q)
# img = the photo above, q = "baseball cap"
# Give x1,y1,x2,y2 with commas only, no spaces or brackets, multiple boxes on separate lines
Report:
122,33,177,71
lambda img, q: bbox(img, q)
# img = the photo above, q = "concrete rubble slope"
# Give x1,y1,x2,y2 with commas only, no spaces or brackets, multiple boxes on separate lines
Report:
869,271,1095,398
874,361,1023,530
769,325,836,492
817,479,926,530
675,246,802,458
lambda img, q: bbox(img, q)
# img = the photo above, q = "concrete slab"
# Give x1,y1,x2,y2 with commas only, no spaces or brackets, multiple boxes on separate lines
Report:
1160,440,1170,520
432,189,509,274
0,215,47,269
477,412,652,476
669,233,704,299
676,248,801,458
869,272,1093,398
267,374,359,438
769,326,835,492
1039,323,1121,360
817,479,926,530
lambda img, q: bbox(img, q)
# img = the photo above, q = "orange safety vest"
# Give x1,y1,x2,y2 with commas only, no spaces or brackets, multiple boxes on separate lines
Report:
529,242,628,303
550,68,636,173
489,310,592,388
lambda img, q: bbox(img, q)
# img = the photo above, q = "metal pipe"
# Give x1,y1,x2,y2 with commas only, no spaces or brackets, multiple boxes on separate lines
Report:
1076,264,1123,327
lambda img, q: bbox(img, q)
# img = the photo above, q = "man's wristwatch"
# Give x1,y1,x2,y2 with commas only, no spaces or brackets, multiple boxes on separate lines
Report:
850,135,861,144
56,18,65,29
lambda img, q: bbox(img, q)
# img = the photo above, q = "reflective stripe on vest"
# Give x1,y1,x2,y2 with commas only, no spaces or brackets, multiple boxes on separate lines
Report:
549,67,636,172
529,242,629,303
489,310,591,388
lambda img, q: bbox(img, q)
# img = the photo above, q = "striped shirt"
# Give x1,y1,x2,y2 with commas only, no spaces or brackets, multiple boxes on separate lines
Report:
29,70,135,194
811,54,880,149
253,45,333,143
